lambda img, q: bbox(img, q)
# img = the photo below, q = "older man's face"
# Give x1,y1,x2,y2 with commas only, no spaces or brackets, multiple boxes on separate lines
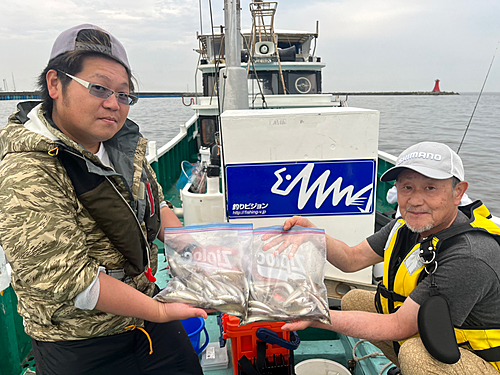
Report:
396,170,466,238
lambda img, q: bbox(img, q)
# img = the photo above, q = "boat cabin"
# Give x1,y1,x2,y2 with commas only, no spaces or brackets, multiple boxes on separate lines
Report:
197,30,324,97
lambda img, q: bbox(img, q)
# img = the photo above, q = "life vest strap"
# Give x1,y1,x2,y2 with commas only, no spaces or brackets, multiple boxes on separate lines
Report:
461,344,500,363
376,283,406,304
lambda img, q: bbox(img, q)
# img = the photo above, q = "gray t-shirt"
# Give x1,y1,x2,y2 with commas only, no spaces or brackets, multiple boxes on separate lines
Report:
367,211,500,327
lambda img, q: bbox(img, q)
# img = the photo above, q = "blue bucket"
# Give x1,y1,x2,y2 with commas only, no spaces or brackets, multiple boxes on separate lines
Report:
176,161,194,191
181,317,209,355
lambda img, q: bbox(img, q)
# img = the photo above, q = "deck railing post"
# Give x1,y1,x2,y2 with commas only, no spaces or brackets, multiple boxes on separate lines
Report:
148,141,161,180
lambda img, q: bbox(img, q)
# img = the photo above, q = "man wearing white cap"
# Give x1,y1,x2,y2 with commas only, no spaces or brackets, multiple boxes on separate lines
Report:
0,25,205,374
270,142,500,374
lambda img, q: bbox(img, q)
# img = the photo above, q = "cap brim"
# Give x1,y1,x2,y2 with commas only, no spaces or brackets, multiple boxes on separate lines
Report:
380,165,453,182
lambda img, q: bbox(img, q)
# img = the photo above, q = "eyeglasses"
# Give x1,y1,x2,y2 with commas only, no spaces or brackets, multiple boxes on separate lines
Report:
58,71,138,106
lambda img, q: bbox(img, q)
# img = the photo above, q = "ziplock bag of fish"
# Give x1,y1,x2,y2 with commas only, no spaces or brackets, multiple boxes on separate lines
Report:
155,223,252,318
243,225,331,325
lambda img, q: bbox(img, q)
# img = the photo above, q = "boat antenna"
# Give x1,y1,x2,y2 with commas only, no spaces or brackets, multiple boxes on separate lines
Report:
312,20,319,57
198,0,203,34
208,0,223,119
457,41,499,154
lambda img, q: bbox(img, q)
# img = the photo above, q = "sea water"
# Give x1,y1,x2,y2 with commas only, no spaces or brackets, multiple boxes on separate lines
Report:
347,92,500,215
1,92,499,213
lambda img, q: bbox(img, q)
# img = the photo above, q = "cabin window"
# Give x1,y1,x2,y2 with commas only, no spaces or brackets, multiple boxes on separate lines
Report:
248,72,280,96
199,116,219,148
203,74,218,97
205,38,223,63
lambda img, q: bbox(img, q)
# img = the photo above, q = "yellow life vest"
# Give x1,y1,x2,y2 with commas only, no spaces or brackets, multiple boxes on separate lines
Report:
374,201,500,370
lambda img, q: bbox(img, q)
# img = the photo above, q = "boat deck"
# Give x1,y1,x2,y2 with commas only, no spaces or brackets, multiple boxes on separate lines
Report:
156,254,394,375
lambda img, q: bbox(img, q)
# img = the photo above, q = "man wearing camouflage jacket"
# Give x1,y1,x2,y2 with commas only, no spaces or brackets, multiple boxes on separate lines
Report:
0,24,206,374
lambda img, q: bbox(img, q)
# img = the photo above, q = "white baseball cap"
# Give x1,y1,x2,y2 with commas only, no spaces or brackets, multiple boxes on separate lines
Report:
49,24,130,71
380,142,465,182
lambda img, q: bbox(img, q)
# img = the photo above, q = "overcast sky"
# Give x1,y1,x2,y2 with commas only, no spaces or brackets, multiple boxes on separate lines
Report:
1,0,499,93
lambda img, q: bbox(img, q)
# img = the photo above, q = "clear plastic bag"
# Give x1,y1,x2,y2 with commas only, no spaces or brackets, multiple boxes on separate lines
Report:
155,223,252,318
187,161,207,194
242,225,331,325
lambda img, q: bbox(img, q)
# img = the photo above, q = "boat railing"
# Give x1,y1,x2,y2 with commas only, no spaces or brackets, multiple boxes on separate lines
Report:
376,151,398,215
377,150,397,164
147,114,200,193
194,94,340,111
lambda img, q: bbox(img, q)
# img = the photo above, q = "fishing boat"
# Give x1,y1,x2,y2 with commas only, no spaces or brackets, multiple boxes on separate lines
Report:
0,2,419,375
148,1,399,374
149,0,395,281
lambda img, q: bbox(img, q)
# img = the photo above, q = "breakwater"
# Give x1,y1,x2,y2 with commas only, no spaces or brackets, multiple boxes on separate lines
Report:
0,91,41,100
0,91,201,101
329,91,459,96
0,90,458,101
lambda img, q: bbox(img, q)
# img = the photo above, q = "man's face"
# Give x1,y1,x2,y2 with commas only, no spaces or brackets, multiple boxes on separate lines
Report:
396,170,466,238
50,56,130,153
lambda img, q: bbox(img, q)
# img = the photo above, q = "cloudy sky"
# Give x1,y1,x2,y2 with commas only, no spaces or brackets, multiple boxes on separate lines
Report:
1,0,499,93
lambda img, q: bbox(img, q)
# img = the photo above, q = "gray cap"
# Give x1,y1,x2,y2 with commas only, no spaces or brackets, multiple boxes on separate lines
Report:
49,24,130,70
380,141,464,182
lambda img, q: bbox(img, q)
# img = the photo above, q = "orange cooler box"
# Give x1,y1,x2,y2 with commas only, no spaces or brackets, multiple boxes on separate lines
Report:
221,314,297,375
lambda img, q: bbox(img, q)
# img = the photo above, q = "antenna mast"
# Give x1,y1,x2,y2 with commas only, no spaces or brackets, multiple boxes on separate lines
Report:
249,1,286,94
220,0,248,111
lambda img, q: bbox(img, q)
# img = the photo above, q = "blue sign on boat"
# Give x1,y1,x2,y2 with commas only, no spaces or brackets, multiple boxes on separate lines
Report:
226,159,376,219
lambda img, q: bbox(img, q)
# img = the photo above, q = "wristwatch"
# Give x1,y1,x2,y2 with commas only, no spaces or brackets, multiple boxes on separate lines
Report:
181,243,198,258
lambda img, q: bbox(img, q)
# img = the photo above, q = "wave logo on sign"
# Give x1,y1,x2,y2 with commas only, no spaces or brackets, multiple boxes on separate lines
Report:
270,163,373,213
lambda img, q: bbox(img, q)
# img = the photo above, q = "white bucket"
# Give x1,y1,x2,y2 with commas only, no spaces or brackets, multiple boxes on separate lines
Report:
295,359,351,375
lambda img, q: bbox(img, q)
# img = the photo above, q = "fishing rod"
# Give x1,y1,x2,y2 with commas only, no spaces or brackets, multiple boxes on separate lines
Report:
457,41,499,154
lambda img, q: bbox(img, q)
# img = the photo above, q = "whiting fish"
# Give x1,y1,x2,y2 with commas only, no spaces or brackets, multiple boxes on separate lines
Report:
244,277,331,325
160,252,330,324
155,259,248,319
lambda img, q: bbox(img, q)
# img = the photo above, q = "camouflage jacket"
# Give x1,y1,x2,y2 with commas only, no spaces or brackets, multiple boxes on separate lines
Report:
0,101,162,341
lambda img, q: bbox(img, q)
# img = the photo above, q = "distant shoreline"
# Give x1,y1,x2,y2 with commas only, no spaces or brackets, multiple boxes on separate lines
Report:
328,91,459,96
0,90,459,101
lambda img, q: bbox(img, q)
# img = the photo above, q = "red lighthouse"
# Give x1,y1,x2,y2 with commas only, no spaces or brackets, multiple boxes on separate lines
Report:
433,79,441,92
